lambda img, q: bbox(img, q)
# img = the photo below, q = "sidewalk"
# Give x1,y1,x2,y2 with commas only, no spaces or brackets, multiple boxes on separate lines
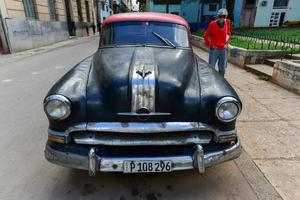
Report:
0,35,99,66
193,47,300,200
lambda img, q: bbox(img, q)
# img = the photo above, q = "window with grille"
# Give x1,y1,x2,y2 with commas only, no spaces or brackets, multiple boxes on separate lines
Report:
273,0,289,8
245,0,256,9
209,4,217,11
23,0,37,19
48,0,58,21
77,0,83,21
153,0,181,5
245,0,255,5
102,2,105,11
85,0,90,22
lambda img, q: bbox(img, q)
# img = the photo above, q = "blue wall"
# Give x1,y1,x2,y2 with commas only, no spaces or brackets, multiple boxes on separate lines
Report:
150,3,181,14
169,4,181,14
286,0,300,21
149,0,226,30
150,0,199,23
233,0,243,27
181,0,199,23
152,5,167,12
202,3,220,16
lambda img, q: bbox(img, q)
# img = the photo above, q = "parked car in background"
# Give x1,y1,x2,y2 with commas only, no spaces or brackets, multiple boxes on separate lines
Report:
44,12,242,175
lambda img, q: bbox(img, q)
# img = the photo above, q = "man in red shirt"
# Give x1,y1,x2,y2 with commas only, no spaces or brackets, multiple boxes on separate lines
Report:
204,9,230,77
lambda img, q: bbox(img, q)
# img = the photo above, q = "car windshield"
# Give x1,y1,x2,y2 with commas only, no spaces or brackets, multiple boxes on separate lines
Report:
102,21,190,48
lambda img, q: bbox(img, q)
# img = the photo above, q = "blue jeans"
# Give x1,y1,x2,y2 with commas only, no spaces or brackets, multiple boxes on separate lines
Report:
208,47,227,77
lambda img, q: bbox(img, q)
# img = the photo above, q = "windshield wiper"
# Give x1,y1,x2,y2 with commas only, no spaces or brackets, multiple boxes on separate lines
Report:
152,32,176,48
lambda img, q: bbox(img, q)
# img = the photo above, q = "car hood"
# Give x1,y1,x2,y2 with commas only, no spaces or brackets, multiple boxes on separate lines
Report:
87,47,201,122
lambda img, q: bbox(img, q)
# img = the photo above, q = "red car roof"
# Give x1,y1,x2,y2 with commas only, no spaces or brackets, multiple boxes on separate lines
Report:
102,12,189,29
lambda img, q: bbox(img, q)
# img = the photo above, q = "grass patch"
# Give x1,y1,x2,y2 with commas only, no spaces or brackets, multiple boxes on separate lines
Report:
258,75,271,81
230,36,300,54
233,27,300,44
194,29,205,37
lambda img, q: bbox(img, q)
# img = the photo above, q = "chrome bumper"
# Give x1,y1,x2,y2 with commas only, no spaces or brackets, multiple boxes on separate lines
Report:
45,138,241,176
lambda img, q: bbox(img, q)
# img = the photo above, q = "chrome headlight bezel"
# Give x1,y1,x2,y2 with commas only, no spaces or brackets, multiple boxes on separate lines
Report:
215,97,241,122
44,95,71,120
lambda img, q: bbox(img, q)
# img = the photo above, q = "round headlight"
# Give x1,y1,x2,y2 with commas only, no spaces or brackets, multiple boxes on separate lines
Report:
216,97,241,122
44,95,71,120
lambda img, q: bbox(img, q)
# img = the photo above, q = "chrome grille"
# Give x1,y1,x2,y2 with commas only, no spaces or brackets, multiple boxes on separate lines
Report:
72,131,213,146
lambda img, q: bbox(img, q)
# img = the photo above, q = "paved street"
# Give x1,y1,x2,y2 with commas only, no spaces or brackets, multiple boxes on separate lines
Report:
0,36,299,200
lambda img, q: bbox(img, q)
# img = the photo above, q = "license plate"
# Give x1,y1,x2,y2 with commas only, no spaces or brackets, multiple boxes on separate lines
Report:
124,160,172,173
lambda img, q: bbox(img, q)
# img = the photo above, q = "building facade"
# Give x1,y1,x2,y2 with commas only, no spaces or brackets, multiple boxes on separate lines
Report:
93,0,131,23
233,0,256,27
97,0,113,23
233,0,300,28
199,0,226,23
0,0,97,53
147,0,226,30
131,1,139,12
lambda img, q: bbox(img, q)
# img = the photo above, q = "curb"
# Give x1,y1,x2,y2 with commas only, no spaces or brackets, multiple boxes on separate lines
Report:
234,149,283,200
0,35,99,66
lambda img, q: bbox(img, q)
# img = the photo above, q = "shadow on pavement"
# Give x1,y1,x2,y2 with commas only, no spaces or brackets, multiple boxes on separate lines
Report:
45,161,257,200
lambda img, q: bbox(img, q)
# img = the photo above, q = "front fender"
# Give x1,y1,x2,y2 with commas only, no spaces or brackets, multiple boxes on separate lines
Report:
196,55,242,131
44,56,93,131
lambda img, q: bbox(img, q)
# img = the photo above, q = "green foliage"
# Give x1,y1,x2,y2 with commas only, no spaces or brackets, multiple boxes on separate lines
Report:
194,29,205,37
230,36,300,54
258,75,271,81
233,27,300,44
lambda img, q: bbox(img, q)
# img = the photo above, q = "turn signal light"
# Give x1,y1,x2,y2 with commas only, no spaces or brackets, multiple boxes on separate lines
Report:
218,135,237,143
48,135,65,144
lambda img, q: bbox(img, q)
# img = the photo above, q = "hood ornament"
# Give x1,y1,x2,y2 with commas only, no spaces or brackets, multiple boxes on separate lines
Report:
136,69,152,79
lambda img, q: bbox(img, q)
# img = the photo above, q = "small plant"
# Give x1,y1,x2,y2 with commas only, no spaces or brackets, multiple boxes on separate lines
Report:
258,75,271,81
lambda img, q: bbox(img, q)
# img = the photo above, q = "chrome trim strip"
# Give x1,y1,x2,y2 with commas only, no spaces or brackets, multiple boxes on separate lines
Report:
45,137,242,174
72,132,212,145
131,48,156,112
86,122,201,133
48,122,236,145
48,128,66,137
65,123,87,135
48,129,69,144
117,112,171,116
49,122,237,144
68,122,236,136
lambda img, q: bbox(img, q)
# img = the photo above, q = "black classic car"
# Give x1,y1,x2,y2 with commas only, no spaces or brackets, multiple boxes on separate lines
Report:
44,13,242,175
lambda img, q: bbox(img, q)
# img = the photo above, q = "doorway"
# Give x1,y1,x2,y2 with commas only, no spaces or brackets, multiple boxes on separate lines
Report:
64,0,76,36
279,12,286,27
0,35,3,54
